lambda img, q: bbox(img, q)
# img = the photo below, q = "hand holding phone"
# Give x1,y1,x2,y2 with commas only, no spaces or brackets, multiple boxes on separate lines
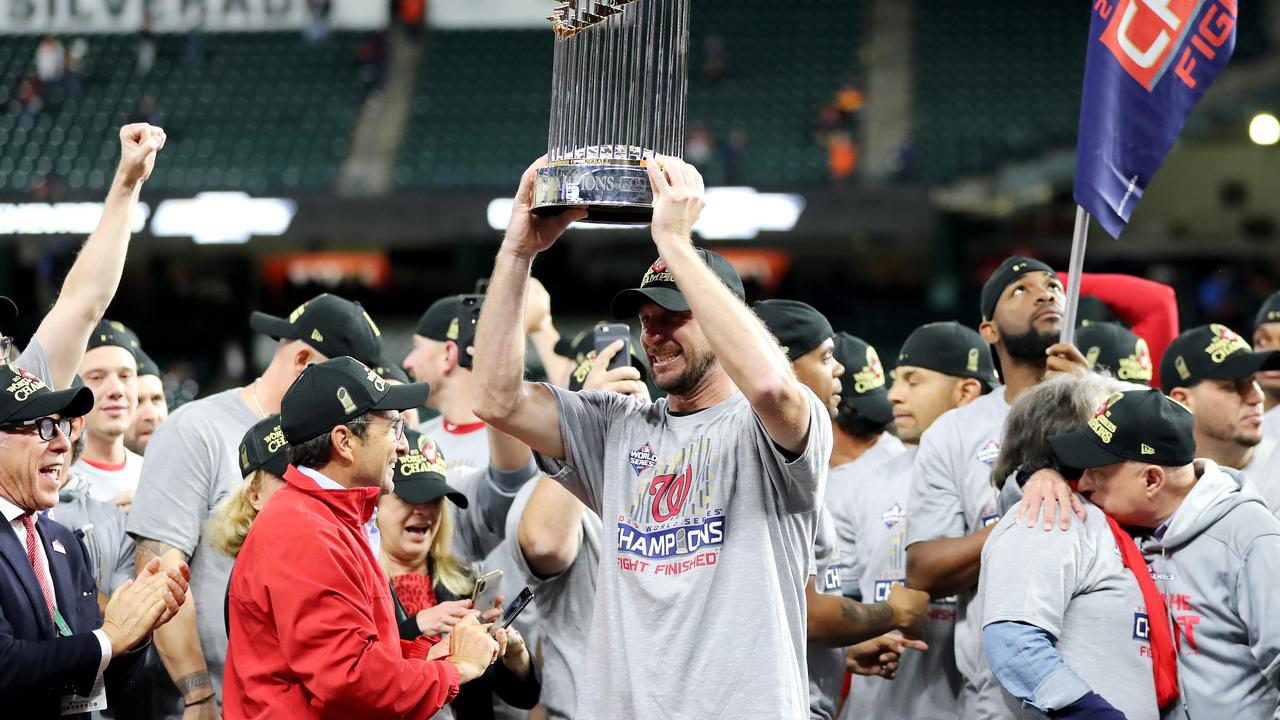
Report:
593,323,633,372
471,569,503,612
455,294,484,369
500,587,535,631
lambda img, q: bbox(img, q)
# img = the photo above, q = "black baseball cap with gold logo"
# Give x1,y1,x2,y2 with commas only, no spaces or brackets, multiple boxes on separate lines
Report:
1159,323,1280,393
1254,291,1280,331
1049,389,1195,469
391,429,468,508
753,299,834,361
0,364,94,424
86,319,142,353
896,321,998,390
980,256,1058,323
280,356,430,445
250,294,384,368
610,249,745,319
834,332,893,425
415,295,463,342
239,413,289,478
1077,322,1153,384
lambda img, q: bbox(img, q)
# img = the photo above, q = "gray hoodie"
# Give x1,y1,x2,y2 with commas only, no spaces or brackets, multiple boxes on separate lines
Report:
46,469,135,597
1142,459,1280,720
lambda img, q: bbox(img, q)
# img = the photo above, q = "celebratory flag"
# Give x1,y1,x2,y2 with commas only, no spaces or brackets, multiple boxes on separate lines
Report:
1074,0,1237,238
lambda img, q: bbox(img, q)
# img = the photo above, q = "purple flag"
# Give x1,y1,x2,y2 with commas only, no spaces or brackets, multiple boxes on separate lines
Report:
1075,0,1237,238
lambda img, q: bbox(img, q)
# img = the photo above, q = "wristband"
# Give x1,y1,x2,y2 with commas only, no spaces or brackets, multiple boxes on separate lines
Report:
185,694,216,708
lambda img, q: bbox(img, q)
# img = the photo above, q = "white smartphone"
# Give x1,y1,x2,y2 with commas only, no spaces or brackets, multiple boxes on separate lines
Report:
471,569,503,611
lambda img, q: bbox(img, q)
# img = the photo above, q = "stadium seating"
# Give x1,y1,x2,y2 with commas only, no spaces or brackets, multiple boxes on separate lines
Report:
393,0,866,189
0,32,366,194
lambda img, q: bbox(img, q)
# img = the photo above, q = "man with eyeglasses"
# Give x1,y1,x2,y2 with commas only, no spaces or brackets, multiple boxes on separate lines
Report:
127,293,385,717
0,363,190,718
2,123,166,392
226,356,502,718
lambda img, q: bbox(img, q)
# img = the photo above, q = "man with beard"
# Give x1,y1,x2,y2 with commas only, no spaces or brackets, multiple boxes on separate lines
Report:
1251,291,1280,441
473,157,832,718
754,300,931,720
1161,324,1280,511
905,256,1088,717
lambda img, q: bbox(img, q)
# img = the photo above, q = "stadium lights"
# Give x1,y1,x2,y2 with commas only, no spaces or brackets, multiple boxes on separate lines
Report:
1249,113,1280,146
150,192,297,244
486,187,805,240
0,202,148,235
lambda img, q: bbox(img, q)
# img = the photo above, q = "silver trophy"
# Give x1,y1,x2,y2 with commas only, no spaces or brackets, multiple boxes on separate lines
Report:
533,0,691,224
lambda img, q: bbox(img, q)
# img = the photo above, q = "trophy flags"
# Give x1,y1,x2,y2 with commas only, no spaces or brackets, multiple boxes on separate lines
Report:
1062,0,1237,344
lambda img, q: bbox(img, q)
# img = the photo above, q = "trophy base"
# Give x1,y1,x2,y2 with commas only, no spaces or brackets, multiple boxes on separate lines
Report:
533,163,654,225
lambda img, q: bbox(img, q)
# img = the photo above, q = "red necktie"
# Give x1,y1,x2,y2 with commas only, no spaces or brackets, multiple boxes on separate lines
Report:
1105,514,1179,709
21,514,57,624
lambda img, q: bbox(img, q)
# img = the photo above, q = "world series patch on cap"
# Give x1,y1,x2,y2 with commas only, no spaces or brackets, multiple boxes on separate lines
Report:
280,356,430,445
834,332,893,425
610,249,745,319
753,299,834,361
251,294,384,368
1049,389,1194,469
1159,323,1280,393
1077,322,1152,384
0,365,94,425
391,428,468,508
239,413,289,478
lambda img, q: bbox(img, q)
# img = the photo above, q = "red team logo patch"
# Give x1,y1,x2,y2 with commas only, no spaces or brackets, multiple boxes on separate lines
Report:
649,465,693,523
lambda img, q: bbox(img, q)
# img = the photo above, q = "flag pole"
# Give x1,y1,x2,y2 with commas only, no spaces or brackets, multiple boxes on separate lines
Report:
1060,204,1090,347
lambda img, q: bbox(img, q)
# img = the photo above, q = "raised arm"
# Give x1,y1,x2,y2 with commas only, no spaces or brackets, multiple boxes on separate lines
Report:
646,157,811,453
34,124,165,389
472,160,587,460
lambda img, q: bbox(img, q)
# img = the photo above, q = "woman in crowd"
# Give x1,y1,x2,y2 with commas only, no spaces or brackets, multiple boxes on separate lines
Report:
206,413,288,560
379,428,540,719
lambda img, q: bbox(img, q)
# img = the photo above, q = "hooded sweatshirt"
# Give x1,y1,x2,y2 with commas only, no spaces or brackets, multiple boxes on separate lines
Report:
1142,459,1280,720
224,466,461,719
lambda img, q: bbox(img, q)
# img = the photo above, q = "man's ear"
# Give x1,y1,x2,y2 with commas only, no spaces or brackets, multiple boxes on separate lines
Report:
1143,464,1167,498
954,378,984,406
442,341,460,374
331,425,358,465
978,321,999,346
293,344,323,378
1168,387,1194,412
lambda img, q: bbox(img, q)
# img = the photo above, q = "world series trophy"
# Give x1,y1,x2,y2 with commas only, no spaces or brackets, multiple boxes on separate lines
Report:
532,0,691,224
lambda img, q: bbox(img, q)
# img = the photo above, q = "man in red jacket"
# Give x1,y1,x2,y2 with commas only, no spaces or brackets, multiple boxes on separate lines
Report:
225,357,500,719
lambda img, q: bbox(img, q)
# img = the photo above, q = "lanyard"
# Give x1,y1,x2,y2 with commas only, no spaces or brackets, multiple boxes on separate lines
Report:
53,606,73,637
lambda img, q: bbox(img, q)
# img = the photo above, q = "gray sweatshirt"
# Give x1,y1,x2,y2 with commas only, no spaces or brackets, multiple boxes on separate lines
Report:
1143,460,1280,720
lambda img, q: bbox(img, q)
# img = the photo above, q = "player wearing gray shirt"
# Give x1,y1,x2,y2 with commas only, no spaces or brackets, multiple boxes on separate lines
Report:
474,161,832,720
827,432,904,596
978,502,1157,720
808,506,846,720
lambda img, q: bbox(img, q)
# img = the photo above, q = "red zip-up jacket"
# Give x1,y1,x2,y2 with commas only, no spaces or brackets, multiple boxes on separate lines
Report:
224,465,460,719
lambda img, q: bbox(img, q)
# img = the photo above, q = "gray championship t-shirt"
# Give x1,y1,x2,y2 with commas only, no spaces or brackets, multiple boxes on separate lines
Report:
418,415,491,472
504,480,602,720
15,335,53,386
535,384,831,720
826,433,906,598
904,386,1010,714
808,506,847,720
48,470,136,595
977,501,1157,720
126,388,259,703
840,448,962,720
73,449,145,504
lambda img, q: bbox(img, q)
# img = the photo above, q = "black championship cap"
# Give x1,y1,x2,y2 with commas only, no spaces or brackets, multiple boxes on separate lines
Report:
980,256,1058,322
391,429,468,508
896,321,999,389
239,413,289,478
1254,290,1280,330
86,319,142,353
0,364,94,424
554,326,595,365
1077,322,1153,384
834,332,893,425
753,299,835,361
610,249,746,319
280,356,431,444
372,357,412,385
1076,296,1119,327
1159,323,1280,393
415,295,463,343
134,348,162,378
250,294,384,368
1049,389,1194,469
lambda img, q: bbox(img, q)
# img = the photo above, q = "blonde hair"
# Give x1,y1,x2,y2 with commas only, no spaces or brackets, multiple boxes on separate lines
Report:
206,469,271,559
381,497,475,598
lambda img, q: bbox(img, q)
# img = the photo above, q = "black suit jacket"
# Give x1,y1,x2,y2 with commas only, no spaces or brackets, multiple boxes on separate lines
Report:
0,513,145,718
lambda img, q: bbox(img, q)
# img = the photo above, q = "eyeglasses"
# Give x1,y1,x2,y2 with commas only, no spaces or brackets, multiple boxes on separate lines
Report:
384,415,405,442
0,416,72,442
